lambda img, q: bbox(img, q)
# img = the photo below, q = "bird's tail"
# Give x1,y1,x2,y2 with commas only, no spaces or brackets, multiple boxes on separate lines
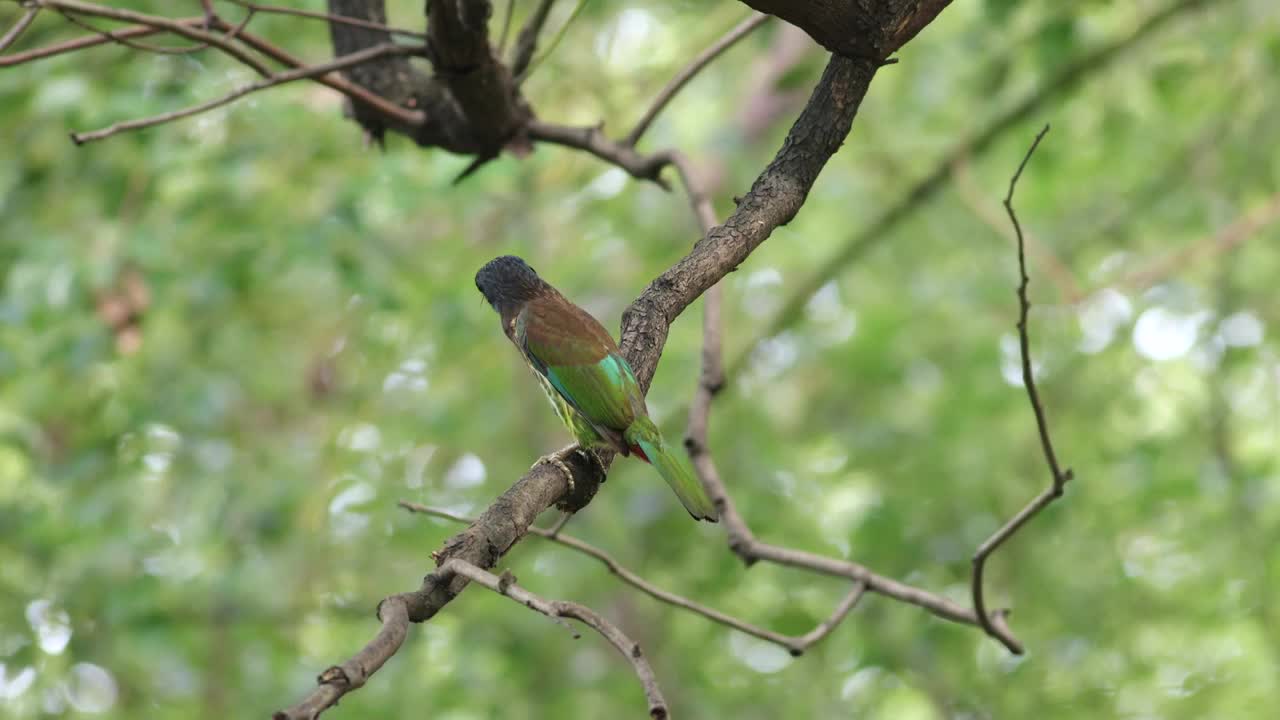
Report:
624,416,718,522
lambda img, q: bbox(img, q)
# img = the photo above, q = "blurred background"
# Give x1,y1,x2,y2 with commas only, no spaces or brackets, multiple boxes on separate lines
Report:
2,0,1279,717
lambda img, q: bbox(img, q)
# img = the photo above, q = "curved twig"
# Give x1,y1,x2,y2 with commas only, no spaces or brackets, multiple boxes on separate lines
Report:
970,123,1072,654
438,559,669,719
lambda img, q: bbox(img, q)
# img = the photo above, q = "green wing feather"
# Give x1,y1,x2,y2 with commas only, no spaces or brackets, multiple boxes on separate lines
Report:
518,295,644,444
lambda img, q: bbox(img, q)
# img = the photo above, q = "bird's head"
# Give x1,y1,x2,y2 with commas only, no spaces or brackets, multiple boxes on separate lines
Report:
475,255,546,318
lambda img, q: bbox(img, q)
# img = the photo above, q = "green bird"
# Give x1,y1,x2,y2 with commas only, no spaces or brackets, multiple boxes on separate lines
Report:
475,255,718,522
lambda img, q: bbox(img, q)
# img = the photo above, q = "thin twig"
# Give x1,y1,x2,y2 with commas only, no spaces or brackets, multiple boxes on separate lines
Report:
625,12,770,147
70,42,417,144
951,153,1083,303
57,9,207,54
438,559,670,720
0,5,39,53
0,18,199,67
509,0,555,79
970,123,1072,654
226,0,428,40
35,0,272,76
401,501,865,656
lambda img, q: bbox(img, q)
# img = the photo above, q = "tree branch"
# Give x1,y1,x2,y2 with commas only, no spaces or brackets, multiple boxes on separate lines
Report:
0,5,39,54
69,42,420,144
32,0,273,76
624,12,770,147
0,17,202,67
436,559,670,719
970,124,1072,654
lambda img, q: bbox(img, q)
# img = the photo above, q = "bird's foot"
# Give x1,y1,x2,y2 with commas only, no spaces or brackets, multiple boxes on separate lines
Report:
534,444,581,494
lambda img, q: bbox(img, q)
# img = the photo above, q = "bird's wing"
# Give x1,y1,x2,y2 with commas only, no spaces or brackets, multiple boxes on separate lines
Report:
517,295,646,442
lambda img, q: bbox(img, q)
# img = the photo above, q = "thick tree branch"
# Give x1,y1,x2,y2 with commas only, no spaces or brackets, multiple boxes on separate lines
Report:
970,124,1072,653
437,559,669,719
625,12,770,147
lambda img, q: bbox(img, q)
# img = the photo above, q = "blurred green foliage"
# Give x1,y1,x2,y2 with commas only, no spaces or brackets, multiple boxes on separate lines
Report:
2,0,1279,718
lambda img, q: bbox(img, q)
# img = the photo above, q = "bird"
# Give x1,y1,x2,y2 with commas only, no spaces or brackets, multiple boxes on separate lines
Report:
475,255,718,522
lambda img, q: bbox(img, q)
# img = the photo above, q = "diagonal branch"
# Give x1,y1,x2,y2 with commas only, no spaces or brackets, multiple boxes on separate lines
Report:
0,17,202,67
33,0,273,76
0,5,39,53
625,12,770,147
69,42,420,144
970,123,1073,653
437,559,669,720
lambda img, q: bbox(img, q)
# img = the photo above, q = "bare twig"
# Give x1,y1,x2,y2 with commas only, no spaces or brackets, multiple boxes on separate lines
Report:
970,124,1072,654
625,12,770,147
69,42,419,144
951,154,1083,303
437,559,669,720
0,5,39,53
0,18,200,67
54,3,255,55
226,1,428,39
509,0,555,79
401,501,865,656
33,0,273,76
